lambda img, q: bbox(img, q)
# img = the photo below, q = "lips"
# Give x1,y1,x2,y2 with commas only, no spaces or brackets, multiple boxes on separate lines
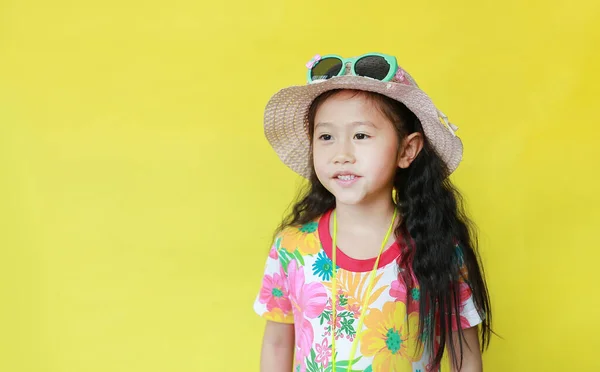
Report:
337,174,356,181
332,171,359,179
332,171,361,186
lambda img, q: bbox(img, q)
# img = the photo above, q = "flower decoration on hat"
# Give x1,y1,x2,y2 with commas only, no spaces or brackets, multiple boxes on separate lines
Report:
437,110,459,137
394,68,406,82
305,54,321,69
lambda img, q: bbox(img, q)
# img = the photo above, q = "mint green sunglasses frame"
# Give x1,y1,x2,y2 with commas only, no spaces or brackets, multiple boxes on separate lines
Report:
306,53,399,83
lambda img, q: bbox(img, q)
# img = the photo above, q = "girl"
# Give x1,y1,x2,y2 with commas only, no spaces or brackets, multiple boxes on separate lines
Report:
254,53,492,372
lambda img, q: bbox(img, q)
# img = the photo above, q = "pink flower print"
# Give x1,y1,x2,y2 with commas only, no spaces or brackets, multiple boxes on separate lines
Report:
287,260,327,370
389,278,407,302
327,314,342,329
449,312,471,331
458,281,472,306
314,338,332,368
448,281,474,331
259,268,291,313
288,260,328,318
390,278,421,312
294,318,314,370
324,297,345,312
314,339,330,365
348,303,361,318
268,245,278,259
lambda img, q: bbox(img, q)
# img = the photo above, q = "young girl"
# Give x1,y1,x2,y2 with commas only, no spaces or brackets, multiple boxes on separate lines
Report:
254,53,492,372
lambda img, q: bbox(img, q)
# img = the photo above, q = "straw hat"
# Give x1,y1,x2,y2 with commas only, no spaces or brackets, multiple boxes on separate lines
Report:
263,56,463,178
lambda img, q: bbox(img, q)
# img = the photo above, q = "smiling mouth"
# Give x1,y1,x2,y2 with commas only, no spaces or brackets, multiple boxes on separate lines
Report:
336,174,357,181
332,172,361,183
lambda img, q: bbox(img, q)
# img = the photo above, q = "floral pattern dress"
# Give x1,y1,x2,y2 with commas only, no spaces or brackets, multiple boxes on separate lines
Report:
254,210,482,372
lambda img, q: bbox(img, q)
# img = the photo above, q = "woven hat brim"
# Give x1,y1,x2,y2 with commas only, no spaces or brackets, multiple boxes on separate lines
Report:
264,75,463,178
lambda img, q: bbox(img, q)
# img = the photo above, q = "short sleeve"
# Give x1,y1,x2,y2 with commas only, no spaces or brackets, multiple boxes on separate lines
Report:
451,244,483,331
451,280,483,331
253,236,294,324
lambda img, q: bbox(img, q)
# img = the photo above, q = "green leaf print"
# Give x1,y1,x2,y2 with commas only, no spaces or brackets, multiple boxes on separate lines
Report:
364,366,372,372
278,247,306,273
322,298,356,339
305,349,320,372
324,356,362,372
278,248,293,273
319,309,331,325
293,248,305,266
340,318,356,336
338,294,348,307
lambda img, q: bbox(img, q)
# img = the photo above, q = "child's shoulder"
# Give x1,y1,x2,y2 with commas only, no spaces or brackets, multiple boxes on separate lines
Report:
275,216,323,257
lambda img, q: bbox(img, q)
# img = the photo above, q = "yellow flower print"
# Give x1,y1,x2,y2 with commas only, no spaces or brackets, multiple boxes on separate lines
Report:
360,302,424,372
263,308,294,324
324,270,388,310
281,222,320,255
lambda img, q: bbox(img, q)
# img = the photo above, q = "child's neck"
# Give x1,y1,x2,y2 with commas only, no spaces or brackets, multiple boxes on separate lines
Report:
334,201,396,230
331,199,400,260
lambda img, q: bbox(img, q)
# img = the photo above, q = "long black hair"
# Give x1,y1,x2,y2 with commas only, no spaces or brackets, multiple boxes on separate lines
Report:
276,89,492,371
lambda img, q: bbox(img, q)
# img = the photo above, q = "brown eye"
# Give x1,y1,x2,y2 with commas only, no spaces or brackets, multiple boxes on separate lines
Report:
319,134,332,141
354,133,370,140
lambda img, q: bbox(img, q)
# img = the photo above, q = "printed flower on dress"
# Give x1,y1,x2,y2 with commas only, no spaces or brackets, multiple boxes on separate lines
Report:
259,267,291,313
312,250,336,281
389,279,406,302
348,303,361,318
319,295,357,341
263,308,293,323
450,281,473,331
452,314,472,331
324,270,388,311
360,301,424,372
314,338,332,368
390,278,421,313
458,280,472,304
274,234,306,274
268,244,278,259
281,222,320,255
288,260,328,371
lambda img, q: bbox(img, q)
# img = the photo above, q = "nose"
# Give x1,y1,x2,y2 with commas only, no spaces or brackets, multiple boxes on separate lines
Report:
332,139,355,164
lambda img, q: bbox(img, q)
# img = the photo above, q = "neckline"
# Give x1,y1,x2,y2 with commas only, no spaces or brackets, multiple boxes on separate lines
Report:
318,209,402,272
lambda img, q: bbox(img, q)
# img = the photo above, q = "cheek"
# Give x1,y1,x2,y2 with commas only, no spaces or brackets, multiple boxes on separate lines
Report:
312,147,328,176
312,141,332,163
364,144,399,175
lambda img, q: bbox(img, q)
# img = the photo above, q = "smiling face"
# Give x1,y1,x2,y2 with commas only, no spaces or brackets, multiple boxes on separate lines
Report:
311,90,403,207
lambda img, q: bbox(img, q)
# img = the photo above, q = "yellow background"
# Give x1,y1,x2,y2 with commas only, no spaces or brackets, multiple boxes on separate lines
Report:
1,0,599,371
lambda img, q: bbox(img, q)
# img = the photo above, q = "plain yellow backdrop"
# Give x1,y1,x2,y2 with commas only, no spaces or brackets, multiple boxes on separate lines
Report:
1,0,599,371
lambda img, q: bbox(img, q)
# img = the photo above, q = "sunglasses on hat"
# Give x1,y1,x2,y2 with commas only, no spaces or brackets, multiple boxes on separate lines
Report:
305,53,399,83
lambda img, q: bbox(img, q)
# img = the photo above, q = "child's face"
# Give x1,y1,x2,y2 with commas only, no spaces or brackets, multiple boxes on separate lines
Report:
312,91,401,206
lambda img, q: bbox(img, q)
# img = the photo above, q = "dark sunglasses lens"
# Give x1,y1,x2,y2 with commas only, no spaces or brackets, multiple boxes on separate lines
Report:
311,58,343,81
354,56,391,80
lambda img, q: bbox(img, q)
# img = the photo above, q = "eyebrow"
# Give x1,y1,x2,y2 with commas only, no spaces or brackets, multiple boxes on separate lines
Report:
314,121,378,130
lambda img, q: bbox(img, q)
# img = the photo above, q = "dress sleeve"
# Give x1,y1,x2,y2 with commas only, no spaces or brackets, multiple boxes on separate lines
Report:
451,279,483,331
253,234,294,324
452,245,484,331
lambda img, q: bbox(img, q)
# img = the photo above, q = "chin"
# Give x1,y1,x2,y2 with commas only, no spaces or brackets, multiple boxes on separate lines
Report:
330,190,369,206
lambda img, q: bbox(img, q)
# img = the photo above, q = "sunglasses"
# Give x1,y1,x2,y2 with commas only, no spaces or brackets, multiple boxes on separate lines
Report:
306,53,399,84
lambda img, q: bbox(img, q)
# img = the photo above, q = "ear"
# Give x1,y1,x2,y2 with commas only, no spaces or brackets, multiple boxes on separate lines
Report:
397,132,424,169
